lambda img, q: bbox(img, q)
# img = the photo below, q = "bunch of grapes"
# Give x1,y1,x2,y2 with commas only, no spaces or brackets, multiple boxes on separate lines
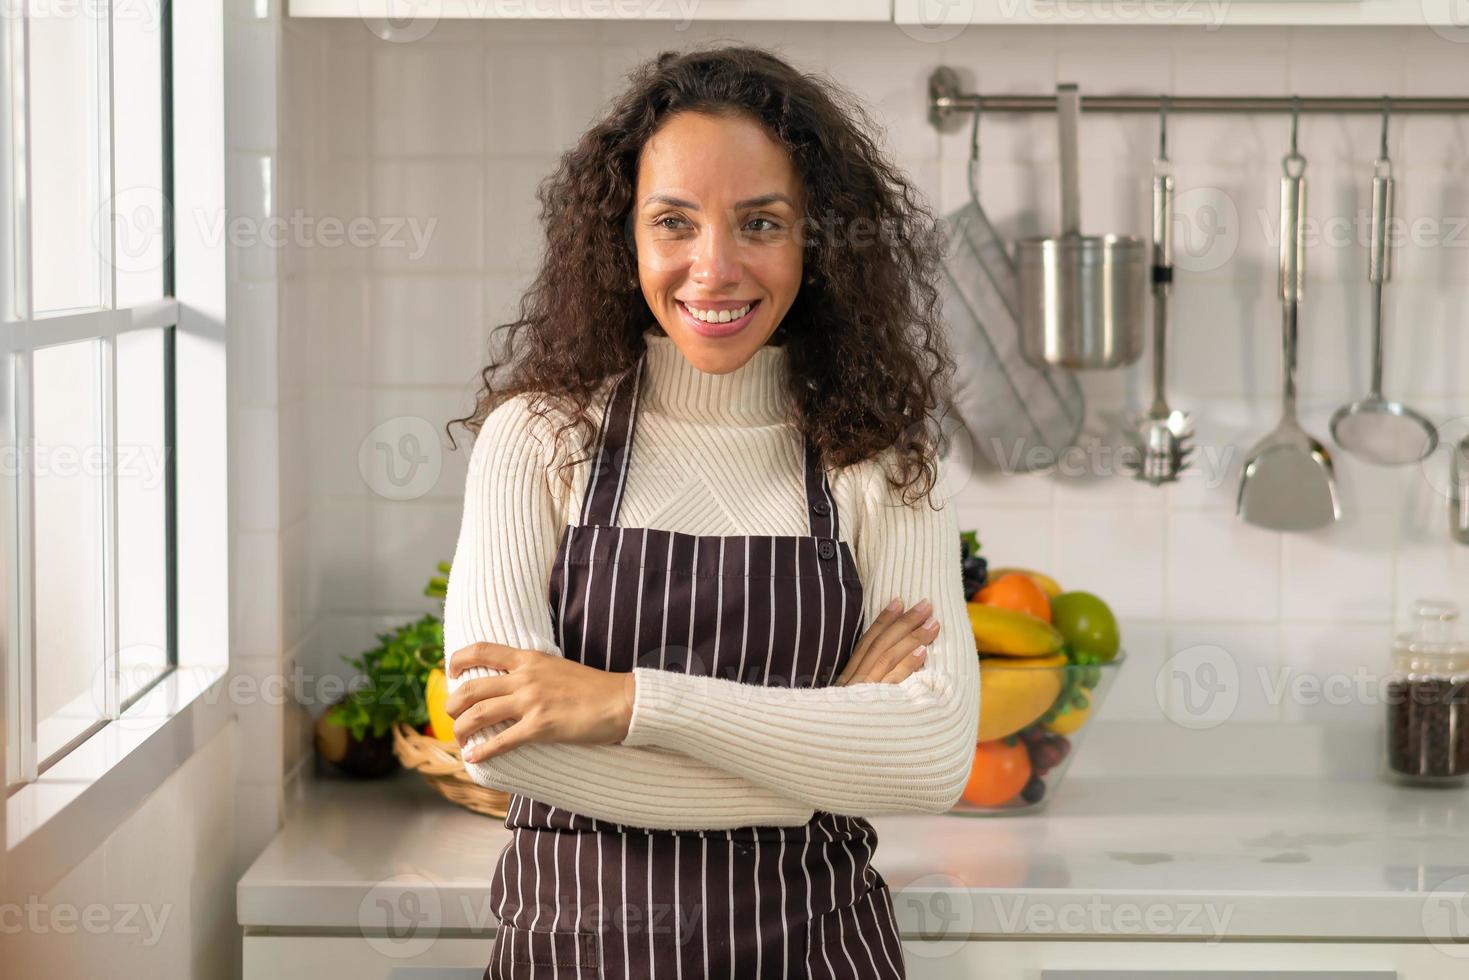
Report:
1014,727,1072,804
959,531,988,601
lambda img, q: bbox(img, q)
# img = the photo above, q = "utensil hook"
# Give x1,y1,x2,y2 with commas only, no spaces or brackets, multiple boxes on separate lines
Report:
966,94,983,208
1283,96,1304,176
1157,95,1170,165
1376,96,1393,177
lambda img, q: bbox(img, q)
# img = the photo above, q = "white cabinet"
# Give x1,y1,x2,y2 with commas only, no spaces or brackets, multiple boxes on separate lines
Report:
288,0,891,21
900,941,1465,979
290,0,1468,28
895,0,1469,28
241,936,1469,979
244,936,496,979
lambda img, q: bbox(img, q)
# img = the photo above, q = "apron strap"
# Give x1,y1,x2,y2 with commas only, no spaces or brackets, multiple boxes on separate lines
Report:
580,354,645,527
802,436,840,540
581,349,841,540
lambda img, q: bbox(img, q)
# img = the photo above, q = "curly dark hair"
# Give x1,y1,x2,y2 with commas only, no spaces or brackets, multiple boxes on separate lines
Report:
450,44,954,507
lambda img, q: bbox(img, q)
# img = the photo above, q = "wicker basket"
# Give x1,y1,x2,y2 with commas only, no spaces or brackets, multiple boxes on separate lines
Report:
392,721,511,819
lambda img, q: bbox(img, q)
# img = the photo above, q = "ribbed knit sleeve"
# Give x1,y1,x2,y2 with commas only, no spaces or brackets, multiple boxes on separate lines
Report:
620,453,981,816
442,394,818,830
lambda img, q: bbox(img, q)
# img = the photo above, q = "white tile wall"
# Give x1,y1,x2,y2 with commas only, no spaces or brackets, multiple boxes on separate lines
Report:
280,19,1469,736
227,0,298,808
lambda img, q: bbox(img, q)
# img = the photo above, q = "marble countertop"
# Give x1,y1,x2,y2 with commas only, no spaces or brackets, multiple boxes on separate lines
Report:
238,726,1469,942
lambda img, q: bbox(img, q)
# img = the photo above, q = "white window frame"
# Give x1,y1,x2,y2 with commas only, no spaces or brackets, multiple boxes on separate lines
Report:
2,0,230,897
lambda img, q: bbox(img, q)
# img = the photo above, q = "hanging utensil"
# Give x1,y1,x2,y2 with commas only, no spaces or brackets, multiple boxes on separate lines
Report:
1017,83,1148,371
1329,99,1438,466
1451,436,1469,545
1127,98,1194,486
935,83,1086,473
1238,103,1342,532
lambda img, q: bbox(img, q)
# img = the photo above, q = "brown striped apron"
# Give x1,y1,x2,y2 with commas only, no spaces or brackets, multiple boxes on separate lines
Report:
485,350,907,979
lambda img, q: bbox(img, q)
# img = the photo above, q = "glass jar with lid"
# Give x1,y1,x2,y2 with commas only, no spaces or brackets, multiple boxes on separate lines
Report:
1383,598,1469,787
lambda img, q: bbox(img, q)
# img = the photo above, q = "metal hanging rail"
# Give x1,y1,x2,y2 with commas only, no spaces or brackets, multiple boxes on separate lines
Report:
927,66,1469,133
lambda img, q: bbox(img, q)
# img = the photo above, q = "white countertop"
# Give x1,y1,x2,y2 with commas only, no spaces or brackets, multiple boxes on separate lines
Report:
238,724,1469,942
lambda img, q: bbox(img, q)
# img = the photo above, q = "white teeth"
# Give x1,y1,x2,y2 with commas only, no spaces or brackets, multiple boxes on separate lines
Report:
685,302,751,323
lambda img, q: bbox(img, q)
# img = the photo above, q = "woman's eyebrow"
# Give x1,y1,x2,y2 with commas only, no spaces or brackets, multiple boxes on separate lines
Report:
641,192,794,210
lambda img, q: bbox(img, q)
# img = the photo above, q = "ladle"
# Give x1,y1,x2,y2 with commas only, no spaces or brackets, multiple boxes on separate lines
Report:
1329,99,1438,466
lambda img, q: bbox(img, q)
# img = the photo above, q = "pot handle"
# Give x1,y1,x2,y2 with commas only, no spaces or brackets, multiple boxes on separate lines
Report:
1057,83,1081,239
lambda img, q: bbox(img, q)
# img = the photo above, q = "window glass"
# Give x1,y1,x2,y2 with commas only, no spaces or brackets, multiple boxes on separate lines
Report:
28,3,106,314
33,338,106,761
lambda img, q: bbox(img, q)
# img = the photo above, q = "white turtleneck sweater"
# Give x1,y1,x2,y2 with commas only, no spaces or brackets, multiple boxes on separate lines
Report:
442,329,979,830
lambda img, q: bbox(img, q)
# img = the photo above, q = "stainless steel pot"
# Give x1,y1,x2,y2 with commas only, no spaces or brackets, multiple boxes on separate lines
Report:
1018,84,1148,371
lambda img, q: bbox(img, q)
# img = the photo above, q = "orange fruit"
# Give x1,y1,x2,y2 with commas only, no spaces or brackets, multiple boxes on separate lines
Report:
962,740,1033,807
986,567,1062,598
977,573,1052,623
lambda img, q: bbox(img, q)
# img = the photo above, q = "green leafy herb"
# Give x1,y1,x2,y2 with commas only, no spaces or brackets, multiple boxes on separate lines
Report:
325,564,450,742
424,560,451,600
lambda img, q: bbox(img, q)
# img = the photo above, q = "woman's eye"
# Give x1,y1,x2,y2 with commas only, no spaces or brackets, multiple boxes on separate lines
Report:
655,215,689,231
747,217,780,232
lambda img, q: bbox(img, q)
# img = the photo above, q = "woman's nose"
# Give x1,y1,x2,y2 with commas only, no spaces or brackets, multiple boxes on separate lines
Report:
687,221,741,287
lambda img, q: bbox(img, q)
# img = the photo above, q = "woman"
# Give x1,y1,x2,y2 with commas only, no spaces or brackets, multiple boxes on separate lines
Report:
442,46,979,980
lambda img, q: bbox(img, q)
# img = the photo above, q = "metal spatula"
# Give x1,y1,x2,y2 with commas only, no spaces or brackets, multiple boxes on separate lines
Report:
1237,127,1341,532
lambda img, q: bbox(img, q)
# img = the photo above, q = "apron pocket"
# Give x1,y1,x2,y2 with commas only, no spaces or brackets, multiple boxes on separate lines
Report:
494,922,603,978
804,880,907,980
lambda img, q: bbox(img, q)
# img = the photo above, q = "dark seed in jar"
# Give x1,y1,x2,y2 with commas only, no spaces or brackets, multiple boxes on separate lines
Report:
1386,676,1469,779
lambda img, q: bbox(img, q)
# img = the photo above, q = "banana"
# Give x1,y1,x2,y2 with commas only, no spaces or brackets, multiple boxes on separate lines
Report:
985,567,1062,599
967,602,1065,657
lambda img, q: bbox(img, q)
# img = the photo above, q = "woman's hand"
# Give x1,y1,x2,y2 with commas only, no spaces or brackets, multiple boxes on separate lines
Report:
444,643,636,762
834,598,939,687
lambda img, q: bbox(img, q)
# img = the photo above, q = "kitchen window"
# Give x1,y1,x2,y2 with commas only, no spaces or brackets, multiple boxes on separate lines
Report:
3,0,228,878
3,0,177,790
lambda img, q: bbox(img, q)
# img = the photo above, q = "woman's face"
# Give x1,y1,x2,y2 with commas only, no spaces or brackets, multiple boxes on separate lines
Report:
633,110,804,375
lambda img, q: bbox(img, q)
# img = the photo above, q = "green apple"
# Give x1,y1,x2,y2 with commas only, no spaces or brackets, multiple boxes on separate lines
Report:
1050,591,1119,662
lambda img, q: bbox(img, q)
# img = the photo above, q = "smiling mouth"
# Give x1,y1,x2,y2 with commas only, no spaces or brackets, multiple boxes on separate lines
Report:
677,299,760,324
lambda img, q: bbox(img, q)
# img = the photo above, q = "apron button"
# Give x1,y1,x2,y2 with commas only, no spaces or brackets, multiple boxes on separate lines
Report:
817,539,836,560
811,499,831,516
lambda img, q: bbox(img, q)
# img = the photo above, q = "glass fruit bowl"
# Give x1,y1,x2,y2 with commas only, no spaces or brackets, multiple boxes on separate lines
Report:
950,653,1125,816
